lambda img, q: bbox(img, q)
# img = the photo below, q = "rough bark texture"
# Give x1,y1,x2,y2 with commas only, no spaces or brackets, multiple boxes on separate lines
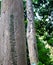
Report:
26,0,38,65
0,16,3,65
1,0,27,65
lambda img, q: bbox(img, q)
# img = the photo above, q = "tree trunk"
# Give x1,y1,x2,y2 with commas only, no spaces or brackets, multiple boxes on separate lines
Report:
0,16,3,65
1,0,27,65
26,0,38,65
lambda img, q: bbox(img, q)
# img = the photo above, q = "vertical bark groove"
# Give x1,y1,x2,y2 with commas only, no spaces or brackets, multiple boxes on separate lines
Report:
10,14,17,65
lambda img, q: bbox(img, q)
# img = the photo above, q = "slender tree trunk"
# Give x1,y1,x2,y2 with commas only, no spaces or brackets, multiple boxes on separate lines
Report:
1,0,27,65
26,0,38,65
51,11,53,22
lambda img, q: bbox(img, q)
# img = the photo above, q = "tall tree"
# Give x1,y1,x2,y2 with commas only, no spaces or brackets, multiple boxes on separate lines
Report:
26,0,38,65
0,0,27,65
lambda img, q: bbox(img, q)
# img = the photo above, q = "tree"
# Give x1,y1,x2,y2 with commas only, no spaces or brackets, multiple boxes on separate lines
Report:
26,0,38,65
0,0,27,65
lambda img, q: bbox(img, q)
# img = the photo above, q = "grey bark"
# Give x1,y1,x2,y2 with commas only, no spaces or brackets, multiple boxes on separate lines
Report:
0,0,27,65
0,16,3,65
26,0,38,65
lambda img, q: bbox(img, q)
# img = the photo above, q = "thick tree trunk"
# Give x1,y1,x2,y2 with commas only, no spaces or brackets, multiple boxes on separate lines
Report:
26,0,38,65
1,0,27,65
0,16,3,65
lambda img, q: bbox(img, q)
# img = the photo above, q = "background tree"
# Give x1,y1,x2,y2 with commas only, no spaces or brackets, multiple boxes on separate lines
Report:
23,0,53,65
26,0,38,65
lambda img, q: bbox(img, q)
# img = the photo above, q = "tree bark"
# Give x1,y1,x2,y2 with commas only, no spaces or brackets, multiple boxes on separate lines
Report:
26,0,38,65
1,0,27,65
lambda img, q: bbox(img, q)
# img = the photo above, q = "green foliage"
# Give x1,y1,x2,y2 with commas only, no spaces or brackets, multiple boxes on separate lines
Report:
36,36,51,65
38,61,44,65
35,19,53,65
47,38,53,46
